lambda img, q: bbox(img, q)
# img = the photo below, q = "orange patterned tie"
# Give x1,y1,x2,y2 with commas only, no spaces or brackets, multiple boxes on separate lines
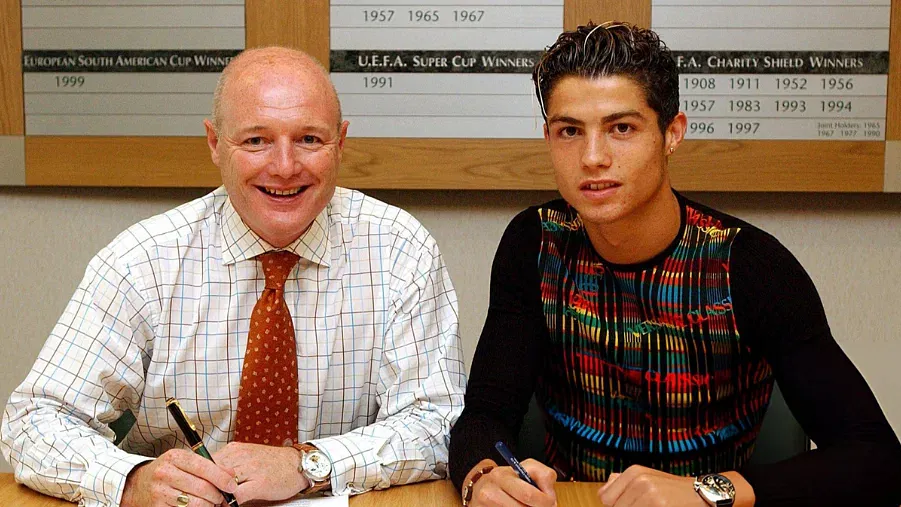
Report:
234,251,300,445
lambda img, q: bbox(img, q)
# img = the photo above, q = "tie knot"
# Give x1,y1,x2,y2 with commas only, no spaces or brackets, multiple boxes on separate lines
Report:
259,251,300,289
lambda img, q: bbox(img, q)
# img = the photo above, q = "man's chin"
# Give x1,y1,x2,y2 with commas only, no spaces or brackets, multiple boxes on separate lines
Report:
571,202,625,228
254,218,315,248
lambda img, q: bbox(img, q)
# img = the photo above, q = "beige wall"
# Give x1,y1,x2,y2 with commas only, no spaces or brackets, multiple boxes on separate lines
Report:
1,187,900,472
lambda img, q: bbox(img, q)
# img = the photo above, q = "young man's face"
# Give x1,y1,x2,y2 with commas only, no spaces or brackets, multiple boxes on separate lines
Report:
543,74,685,229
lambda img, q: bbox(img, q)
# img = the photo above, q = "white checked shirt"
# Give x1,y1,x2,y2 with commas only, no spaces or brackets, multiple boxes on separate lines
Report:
1,186,466,506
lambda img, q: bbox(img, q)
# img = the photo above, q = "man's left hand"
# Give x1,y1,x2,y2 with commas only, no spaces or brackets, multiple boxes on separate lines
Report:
213,442,310,504
597,465,705,507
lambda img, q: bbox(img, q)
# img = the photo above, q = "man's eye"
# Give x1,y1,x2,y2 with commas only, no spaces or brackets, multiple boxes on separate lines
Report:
302,135,321,144
613,124,633,134
245,137,264,146
559,126,579,137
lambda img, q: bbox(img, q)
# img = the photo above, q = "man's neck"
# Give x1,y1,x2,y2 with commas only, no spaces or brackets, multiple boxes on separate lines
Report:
584,188,682,266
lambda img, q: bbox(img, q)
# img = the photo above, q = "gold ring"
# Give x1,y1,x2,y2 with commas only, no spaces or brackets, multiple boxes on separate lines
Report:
176,492,190,507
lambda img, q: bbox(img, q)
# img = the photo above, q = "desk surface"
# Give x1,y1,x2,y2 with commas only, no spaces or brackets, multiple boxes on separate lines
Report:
0,474,603,506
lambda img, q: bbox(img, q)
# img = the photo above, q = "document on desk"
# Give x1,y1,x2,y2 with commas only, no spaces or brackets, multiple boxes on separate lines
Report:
254,495,349,507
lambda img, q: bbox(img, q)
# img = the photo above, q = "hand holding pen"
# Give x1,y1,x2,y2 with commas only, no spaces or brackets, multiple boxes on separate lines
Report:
120,415,239,507
494,441,539,488
166,398,240,507
461,442,558,507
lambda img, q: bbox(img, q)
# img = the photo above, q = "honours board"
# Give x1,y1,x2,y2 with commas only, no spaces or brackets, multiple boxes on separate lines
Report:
21,0,243,136
330,0,562,139
0,0,898,191
652,0,890,141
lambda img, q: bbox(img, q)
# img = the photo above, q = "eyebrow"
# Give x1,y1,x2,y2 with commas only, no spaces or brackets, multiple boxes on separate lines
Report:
547,109,646,125
232,124,333,136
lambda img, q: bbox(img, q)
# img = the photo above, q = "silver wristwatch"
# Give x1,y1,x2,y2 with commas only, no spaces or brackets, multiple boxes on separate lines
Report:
293,443,332,494
693,473,735,506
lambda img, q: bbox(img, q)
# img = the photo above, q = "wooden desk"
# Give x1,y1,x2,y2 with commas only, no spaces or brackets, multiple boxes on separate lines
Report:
0,473,603,506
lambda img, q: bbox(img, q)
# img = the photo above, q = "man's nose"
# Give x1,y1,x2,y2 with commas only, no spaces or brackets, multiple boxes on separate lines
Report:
270,139,300,178
581,132,612,169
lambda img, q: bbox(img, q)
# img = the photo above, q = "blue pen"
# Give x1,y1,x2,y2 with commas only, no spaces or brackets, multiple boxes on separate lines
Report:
494,441,538,488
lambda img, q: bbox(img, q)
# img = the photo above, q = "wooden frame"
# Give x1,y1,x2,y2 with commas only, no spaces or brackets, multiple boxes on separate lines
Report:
888,0,901,141
6,0,901,191
0,0,23,136
246,0,329,64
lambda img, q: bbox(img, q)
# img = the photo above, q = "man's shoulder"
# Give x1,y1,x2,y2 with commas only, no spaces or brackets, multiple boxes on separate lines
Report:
328,187,434,248
106,188,225,259
679,194,777,242
679,193,792,267
518,197,577,234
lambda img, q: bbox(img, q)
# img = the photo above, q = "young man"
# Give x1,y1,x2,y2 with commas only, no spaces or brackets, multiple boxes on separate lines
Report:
449,23,901,507
2,47,465,507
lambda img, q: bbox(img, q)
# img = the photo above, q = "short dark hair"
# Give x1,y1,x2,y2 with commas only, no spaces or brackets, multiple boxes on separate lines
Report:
532,22,679,133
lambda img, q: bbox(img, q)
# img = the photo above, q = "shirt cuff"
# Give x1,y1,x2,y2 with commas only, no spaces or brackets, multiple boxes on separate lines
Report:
307,434,390,496
80,448,153,506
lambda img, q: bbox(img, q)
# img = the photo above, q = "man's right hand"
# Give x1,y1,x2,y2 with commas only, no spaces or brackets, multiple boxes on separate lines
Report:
465,458,558,507
121,449,239,507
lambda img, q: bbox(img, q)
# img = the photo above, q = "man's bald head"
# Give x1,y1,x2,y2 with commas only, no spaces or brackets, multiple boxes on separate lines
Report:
210,47,342,133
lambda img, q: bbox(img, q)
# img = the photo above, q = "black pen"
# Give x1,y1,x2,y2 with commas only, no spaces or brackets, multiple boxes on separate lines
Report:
166,397,240,507
494,441,538,488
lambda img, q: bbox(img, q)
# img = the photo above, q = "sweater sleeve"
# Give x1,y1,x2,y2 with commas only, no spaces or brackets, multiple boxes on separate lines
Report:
449,208,549,490
731,229,901,507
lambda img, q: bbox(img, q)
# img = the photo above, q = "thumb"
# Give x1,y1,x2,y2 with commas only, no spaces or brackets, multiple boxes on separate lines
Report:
598,472,620,493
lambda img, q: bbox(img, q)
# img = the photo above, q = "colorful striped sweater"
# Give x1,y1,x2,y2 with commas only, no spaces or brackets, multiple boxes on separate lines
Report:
536,202,772,480
450,192,901,506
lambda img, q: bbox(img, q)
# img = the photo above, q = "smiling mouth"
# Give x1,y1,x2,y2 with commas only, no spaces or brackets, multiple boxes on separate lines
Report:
260,186,305,197
584,182,619,191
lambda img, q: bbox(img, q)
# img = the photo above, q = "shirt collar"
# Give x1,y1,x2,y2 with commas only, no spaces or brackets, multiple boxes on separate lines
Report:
219,194,331,267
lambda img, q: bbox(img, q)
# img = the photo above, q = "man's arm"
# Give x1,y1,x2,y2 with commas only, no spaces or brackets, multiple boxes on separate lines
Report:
306,235,467,495
733,229,901,506
448,209,549,491
1,246,155,506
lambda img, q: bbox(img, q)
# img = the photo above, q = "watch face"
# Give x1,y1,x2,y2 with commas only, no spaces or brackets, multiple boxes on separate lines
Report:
302,450,332,481
697,474,735,501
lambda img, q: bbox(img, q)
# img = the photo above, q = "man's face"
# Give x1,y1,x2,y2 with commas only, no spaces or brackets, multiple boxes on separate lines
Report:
543,75,685,229
205,60,349,248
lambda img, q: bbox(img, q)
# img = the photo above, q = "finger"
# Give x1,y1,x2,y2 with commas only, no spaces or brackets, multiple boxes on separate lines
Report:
597,466,646,506
210,442,243,465
494,471,556,507
232,478,289,506
520,460,557,499
159,466,227,506
211,441,259,468
172,452,239,495
598,472,621,494
472,473,529,507
161,485,217,507
609,476,653,507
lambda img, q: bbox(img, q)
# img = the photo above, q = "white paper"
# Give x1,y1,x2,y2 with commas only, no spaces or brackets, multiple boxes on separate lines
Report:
250,495,350,507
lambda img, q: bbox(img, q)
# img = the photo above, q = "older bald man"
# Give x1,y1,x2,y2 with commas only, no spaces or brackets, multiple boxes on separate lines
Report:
1,47,465,507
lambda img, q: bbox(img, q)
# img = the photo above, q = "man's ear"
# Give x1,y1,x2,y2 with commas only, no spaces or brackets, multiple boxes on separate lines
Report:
543,122,550,144
338,120,350,150
336,120,350,163
204,119,221,166
664,112,687,153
